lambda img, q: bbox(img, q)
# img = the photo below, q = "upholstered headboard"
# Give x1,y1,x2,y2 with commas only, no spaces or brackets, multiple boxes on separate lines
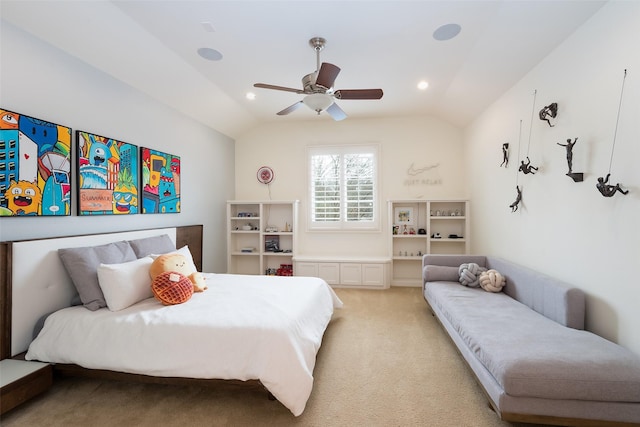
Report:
0,225,203,359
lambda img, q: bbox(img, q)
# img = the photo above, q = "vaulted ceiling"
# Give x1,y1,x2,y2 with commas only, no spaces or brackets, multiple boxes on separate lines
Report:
1,1,606,138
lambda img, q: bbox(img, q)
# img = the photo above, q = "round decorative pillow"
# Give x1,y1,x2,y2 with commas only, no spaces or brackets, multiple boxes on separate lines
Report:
479,269,506,293
458,263,485,287
151,271,194,305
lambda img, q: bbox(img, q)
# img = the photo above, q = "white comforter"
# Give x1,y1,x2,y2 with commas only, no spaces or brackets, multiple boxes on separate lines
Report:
26,273,343,416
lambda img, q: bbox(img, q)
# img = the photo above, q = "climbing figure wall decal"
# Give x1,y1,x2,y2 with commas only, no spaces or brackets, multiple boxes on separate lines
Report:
597,69,629,198
539,102,558,127
500,143,509,168
557,137,584,182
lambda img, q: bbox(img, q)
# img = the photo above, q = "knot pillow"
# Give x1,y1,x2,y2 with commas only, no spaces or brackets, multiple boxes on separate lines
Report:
479,269,506,293
458,263,486,287
151,271,194,305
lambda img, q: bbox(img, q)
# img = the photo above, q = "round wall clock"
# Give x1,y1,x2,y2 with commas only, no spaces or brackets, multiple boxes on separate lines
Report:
257,166,274,184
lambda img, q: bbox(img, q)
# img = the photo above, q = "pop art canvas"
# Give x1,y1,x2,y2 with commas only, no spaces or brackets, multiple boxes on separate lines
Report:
0,109,72,216
140,147,180,214
77,131,139,215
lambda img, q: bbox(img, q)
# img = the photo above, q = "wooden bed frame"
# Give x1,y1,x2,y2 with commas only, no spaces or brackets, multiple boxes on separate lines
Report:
0,225,267,394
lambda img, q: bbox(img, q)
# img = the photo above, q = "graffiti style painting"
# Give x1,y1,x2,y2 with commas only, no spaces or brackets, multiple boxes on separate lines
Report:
0,109,72,216
77,131,139,215
140,147,180,214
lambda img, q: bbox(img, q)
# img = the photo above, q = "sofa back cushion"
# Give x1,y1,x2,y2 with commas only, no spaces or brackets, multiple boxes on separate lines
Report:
487,257,585,330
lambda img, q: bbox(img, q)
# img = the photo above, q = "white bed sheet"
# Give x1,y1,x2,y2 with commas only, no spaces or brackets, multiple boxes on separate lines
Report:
26,273,343,416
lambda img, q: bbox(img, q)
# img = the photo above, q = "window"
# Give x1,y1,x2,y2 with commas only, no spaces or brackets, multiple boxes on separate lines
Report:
308,144,379,230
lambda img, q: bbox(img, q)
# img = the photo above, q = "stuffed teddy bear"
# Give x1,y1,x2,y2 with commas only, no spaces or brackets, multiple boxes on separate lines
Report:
149,253,207,292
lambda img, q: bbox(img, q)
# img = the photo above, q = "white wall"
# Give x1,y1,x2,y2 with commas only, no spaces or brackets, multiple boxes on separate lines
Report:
0,22,235,273
465,1,640,355
234,116,466,257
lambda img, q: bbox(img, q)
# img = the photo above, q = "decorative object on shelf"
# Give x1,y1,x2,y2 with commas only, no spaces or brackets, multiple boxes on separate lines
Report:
257,166,274,184
141,147,180,214
392,225,399,235
265,225,278,232
242,224,253,231
500,142,509,168
597,69,630,198
0,108,72,216
77,131,139,215
538,102,558,127
394,207,414,225
431,232,441,239
557,138,584,182
509,185,522,212
418,228,426,235
265,236,280,252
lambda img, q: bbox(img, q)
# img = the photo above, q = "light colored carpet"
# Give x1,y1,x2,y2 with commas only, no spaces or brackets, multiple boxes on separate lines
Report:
1,287,533,426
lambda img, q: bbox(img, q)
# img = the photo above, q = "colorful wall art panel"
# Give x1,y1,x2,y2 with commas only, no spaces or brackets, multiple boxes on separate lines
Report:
0,109,72,216
140,147,180,214
77,131,139,215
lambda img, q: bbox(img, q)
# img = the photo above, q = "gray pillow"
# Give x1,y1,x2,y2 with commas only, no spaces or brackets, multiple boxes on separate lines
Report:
58,241,137,311
129,234,175,258
423,265,460,283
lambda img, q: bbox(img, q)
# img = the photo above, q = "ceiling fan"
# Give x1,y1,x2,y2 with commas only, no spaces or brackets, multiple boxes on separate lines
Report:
253,37,384,121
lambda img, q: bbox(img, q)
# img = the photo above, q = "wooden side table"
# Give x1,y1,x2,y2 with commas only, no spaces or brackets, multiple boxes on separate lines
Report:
1,359,52,415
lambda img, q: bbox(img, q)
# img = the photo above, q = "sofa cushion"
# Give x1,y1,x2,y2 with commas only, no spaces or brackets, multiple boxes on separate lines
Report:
422,265,459,283
425,281,640,403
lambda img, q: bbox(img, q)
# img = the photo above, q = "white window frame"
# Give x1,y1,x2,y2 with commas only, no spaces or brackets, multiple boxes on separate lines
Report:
307,144,380,231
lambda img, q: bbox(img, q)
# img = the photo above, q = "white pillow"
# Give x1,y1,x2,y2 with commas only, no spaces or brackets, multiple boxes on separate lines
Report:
150,245,197,274
97,256,154,311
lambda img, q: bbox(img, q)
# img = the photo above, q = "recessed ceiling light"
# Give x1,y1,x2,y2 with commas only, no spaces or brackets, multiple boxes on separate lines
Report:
433,23,461,41
417,81,429,90
197,47,223,61
246,92,256,100
201,21,215,32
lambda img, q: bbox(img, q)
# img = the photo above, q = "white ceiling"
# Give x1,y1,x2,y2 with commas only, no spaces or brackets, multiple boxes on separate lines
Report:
1,1,606,138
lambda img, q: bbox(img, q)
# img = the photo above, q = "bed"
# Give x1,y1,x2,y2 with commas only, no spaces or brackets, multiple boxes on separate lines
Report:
0,226,342,416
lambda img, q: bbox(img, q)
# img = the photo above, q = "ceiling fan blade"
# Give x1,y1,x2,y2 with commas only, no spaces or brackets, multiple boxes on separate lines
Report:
326,102,347,121
277,101,304,116
254,83,303,94
334,89,384,100
315,63,341,89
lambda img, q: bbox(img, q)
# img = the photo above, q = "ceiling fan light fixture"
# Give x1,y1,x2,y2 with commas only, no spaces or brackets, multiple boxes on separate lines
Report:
303,93,333,113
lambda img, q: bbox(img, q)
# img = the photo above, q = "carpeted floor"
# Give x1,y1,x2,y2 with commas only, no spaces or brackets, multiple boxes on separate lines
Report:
1,287,535,426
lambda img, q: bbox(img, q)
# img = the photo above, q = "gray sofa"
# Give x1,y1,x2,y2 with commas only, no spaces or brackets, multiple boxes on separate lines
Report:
422,254,640,426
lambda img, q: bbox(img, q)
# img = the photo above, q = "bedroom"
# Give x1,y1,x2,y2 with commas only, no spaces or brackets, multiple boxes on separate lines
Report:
1,0,639,424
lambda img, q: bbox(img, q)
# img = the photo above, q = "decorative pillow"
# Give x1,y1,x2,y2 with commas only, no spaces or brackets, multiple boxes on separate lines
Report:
423,265,459,283
151,271,194,305
97,256,154,311
129,234,175,258
59,241,137,311
479,269,506,293
458,262,486,288
150,245,197,275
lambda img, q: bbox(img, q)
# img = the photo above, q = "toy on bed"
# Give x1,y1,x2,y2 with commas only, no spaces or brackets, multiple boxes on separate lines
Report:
149,253,207,305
